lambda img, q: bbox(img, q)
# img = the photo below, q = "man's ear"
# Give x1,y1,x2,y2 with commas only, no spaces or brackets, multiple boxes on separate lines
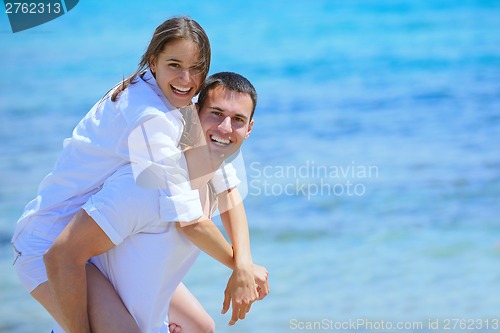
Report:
245,119,254,139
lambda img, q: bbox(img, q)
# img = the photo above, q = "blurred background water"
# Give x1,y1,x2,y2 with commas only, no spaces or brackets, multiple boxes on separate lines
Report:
1,0,499,332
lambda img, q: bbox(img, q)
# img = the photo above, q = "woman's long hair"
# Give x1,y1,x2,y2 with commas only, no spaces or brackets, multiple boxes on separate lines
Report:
111,16,211,102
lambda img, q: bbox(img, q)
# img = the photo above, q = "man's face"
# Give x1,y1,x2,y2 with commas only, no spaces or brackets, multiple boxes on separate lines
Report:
198,86,254,160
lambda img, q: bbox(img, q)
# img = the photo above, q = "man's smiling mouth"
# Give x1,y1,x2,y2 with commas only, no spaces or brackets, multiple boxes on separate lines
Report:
210,134,230,146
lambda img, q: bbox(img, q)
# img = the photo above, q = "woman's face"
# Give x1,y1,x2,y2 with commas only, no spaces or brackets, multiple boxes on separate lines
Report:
150,39,203,108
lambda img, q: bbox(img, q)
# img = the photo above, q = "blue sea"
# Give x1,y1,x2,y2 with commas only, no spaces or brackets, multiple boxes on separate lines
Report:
1,1,499,332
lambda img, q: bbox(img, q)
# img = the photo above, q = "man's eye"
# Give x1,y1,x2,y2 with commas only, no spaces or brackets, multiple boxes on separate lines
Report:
235,117,245,123
212,111,223,116
169,63,181,68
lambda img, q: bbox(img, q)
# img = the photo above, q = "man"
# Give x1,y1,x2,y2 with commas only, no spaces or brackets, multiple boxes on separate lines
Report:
44,72,269,332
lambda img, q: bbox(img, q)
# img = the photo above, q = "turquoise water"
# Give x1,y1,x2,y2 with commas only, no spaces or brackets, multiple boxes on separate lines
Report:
1,0,500,332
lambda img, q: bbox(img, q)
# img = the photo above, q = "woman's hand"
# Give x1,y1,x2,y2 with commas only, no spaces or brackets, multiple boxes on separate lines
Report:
221,266,258,326
253,264,270,300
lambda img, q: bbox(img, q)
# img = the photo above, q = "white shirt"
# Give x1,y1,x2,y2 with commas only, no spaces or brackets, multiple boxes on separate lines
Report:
83,165,206,332
12,70,239,243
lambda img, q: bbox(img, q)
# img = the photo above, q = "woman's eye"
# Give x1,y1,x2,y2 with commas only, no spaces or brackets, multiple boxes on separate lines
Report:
169,63,181,68
190,66,204,75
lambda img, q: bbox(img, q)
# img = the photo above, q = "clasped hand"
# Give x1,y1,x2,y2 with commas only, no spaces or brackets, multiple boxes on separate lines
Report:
222,264,270,325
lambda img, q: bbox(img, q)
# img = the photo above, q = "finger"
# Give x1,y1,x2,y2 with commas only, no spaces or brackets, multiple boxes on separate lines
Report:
222,291,231,315
263,281,270,297
256,286,265,300
238,305,247,320
229,301,241,326
258,280,270,294
231,294,253,323
240,298,254,320
252,287,259,302
240,300,253,320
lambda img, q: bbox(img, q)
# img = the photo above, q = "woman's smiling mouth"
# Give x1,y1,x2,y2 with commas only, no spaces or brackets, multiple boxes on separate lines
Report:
171,84,191,95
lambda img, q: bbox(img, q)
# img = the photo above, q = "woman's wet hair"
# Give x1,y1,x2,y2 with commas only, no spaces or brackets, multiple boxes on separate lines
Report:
111,16,211,102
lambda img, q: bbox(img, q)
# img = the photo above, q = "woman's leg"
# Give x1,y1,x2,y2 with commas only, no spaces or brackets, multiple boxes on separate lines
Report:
30,264,141,333
31,282,71,333
168,282,215,333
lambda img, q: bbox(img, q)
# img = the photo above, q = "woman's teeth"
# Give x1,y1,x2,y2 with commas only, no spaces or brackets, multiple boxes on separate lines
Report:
172,85,190,94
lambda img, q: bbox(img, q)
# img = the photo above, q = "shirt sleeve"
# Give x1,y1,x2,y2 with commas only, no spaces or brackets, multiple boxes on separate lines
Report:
210,162,241,194
126,112,203,223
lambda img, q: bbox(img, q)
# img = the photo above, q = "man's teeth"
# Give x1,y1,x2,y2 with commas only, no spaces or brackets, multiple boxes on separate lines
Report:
211,135,230,145
172,85,190,94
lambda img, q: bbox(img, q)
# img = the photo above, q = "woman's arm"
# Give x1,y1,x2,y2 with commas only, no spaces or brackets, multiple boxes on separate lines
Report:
175,218,234,268
175,218,258,326
218,187,270,322
175,184,259,327
218,187,253,268
177,186,270,326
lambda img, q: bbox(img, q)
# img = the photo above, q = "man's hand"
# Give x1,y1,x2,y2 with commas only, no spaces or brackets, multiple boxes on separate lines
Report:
253,264,270,300
221,266,258,326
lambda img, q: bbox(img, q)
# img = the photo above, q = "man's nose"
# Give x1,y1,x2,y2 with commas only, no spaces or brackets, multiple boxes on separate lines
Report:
218,116,232,133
